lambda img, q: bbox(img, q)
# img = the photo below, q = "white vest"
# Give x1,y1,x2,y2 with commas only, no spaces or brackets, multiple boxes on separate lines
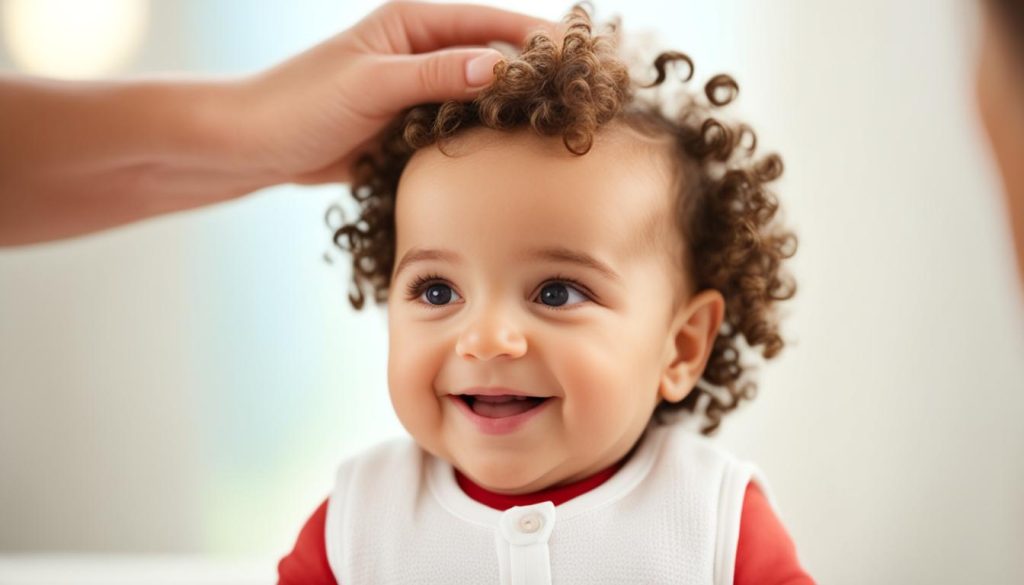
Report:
324,422,774,585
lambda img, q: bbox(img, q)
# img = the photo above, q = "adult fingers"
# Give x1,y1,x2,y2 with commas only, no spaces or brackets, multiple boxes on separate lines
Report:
371,47,505,110
370,1,553,54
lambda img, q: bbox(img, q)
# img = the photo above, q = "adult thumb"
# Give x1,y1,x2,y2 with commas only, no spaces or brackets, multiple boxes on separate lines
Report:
377,48,505,108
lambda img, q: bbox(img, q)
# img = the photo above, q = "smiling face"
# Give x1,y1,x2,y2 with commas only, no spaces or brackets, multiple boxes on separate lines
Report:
386,123,724,494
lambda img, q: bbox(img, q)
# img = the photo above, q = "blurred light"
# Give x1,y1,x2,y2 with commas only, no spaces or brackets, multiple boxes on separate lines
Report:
1,0,148,79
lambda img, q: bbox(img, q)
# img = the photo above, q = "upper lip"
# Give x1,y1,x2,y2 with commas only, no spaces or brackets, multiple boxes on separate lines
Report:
454,386,547,398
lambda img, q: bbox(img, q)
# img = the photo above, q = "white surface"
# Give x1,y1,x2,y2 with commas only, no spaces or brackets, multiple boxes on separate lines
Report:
0,555,273,585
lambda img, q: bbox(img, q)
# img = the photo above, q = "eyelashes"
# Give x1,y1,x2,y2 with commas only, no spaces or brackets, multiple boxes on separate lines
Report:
404,272,446,300
403,272,595,309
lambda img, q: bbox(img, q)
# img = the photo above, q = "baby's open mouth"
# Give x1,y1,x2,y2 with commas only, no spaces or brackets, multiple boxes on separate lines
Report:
458,395,550,419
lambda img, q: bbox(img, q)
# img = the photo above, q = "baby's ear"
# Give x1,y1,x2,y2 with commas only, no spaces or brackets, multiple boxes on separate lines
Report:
658,289,725,403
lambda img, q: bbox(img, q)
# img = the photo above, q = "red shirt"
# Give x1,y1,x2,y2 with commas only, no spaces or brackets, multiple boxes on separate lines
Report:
278,462,814,584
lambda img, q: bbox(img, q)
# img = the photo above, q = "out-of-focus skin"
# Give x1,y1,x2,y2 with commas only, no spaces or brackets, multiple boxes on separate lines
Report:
976,2,1024,291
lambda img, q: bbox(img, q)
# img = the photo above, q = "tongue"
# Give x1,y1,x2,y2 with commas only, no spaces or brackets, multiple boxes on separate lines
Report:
471,396,542,418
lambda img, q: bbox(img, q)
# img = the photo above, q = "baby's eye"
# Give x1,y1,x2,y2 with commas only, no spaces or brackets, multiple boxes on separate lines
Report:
536,282,588,308
421,283,462,306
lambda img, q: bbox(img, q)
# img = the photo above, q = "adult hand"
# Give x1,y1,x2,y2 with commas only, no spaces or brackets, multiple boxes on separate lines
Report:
0,1,550,246
228,1,551,185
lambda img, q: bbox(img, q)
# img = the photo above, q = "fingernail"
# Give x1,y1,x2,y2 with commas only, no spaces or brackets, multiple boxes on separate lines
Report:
465,52,503,88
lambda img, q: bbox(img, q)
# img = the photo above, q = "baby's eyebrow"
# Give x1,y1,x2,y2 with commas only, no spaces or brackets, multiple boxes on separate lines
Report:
393,247,460,280
393,246,623,284
524,246,623,283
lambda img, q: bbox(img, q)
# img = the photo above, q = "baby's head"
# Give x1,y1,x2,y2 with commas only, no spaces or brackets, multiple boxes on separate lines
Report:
329,2,796,494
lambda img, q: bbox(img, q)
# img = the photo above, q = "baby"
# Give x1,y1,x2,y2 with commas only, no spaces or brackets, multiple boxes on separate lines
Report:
279,3,811,584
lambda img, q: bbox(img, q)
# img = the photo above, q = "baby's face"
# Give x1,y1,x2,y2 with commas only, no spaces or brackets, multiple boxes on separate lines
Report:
387,124,701,494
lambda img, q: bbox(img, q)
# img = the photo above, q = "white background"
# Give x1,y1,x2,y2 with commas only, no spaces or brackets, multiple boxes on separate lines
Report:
1,1,1023,583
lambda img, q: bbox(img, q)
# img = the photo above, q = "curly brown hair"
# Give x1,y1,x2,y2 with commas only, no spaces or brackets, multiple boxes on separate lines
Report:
326,1,797,435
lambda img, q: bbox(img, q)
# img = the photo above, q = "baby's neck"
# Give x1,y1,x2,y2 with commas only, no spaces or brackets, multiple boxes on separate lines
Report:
454,456,627,511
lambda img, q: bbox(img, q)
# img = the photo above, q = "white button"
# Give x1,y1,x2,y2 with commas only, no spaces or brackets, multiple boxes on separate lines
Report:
499,502,554,546
517,512,543,534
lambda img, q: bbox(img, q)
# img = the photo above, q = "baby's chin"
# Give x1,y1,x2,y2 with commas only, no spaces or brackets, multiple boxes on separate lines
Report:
454,454,566,495
464,471,558,496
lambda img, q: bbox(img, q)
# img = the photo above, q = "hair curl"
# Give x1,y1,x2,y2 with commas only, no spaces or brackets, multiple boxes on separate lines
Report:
327,1,797,435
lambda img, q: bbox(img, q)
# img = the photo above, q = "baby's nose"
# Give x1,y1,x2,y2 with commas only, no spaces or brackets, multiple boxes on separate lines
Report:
455,314,527,361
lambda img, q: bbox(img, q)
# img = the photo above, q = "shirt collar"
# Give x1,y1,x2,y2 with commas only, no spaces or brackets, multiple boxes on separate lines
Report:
454,458,627,511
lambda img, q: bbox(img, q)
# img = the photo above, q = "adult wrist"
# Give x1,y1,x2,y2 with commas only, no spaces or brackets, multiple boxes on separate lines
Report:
117,77,280,191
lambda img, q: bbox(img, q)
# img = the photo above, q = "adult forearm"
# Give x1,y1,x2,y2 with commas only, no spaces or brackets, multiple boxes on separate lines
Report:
0,74,275,247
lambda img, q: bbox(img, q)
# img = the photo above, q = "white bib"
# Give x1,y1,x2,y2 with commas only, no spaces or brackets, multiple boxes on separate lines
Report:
325,422,773,585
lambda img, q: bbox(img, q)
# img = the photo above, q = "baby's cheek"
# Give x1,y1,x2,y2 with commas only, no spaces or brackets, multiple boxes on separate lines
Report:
386,339,445,444
555,340,633,431
559,324,663,437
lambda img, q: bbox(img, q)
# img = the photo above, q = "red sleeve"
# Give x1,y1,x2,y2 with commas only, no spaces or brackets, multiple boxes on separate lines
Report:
734,482,815,585
277,498,338,585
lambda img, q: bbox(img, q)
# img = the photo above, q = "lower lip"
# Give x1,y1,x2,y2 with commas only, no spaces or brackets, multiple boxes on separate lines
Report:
449,395,553,435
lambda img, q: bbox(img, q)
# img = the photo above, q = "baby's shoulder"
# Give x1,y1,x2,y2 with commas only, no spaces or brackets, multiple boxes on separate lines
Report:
652,422,775,508
653,422,753,469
